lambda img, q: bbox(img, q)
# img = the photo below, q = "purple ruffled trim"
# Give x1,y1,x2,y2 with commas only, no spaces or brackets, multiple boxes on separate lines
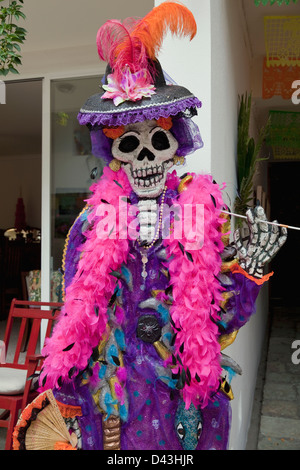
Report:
88,113,204,163
77,96,202,127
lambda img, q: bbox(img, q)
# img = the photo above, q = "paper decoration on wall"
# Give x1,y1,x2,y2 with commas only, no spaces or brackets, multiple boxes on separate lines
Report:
255,0,299,5
264,16,300,67
266,110,300,160
262,57,300,98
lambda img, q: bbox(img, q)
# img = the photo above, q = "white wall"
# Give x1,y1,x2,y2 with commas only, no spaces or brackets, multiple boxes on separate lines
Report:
155,0,212,175
156,0,269,450
210,0,251,206
210,0,269,450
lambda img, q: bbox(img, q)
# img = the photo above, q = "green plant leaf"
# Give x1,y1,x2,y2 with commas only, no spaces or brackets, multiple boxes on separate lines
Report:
9,64,19,73
0,67,9,76
0,0,26,75
234,92,269,225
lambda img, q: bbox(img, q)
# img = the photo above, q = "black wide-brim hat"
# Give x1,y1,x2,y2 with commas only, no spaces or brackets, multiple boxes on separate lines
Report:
77,60,202,128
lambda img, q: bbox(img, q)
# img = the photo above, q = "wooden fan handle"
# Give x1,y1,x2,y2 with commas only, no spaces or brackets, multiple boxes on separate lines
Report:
102,415,121,450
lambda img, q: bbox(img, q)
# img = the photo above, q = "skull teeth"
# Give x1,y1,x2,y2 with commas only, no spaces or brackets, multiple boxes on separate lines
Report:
132,165,163,179
132,165,164,187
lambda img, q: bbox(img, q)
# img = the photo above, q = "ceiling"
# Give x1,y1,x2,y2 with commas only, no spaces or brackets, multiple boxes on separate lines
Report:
19,0,153,53
0,0,299,157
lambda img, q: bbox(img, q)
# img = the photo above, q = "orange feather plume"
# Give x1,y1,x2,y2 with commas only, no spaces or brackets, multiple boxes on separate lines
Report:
119,1,197,60
111,2,197,81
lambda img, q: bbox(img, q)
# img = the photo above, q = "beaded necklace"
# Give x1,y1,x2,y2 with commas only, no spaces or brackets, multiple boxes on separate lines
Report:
139,186,167,281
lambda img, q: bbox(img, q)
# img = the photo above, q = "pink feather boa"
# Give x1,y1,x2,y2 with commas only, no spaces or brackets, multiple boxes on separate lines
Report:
164,172,225,409
40,167,225,409
40,167,133,390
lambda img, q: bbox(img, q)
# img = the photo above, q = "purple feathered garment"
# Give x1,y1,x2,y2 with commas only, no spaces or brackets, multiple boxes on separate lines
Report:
54,237,234,450
51,174,263,451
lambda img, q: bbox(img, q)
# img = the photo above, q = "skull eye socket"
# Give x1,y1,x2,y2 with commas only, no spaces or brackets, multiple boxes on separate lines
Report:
151,130,170,151
118,135,140,153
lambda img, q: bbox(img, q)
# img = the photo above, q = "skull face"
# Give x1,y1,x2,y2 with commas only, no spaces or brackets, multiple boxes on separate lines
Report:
111,120,178,198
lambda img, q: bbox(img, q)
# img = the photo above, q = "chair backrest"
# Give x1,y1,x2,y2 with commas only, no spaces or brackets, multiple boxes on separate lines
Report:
3,299,63,367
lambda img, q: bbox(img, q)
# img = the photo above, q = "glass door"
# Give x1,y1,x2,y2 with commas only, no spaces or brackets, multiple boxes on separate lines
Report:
49,75,103,301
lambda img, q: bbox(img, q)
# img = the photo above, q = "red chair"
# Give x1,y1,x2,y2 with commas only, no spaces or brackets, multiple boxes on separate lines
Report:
0,299,63,450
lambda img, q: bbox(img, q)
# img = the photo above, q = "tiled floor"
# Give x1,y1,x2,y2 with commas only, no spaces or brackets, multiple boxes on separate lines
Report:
256,305,300,450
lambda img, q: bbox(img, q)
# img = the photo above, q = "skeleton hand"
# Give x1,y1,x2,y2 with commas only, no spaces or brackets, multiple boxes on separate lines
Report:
233,205,287,278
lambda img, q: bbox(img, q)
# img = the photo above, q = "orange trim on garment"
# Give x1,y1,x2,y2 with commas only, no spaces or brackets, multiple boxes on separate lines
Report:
12,391,49,450
229,262,274,286
54,441,77,450
56,400,83,418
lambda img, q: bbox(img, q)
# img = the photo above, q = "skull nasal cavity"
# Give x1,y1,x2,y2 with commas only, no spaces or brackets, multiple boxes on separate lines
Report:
137,147,156,161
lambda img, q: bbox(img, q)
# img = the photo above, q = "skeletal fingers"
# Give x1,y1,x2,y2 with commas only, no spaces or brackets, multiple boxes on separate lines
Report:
233,206,287,278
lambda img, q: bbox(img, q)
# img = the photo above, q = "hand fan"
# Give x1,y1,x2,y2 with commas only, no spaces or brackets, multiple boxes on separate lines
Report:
14,389,78,450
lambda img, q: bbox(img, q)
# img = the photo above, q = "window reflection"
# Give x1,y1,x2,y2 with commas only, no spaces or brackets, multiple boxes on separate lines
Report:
51,76,104,271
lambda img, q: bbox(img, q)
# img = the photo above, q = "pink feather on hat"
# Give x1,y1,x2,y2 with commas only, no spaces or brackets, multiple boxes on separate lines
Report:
96,1,197,84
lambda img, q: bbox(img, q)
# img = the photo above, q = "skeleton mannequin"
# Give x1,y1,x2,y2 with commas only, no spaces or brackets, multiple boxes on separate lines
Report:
34,116,286,451
14,3,287,452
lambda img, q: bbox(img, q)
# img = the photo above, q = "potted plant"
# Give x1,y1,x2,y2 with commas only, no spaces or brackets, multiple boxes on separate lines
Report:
234,92,269,228
0,0,27,76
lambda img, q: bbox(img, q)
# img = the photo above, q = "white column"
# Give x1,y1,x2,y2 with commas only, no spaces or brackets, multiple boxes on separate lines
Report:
210,0,251,208
40,76,51,346
154,0,212,175
41,76,51,304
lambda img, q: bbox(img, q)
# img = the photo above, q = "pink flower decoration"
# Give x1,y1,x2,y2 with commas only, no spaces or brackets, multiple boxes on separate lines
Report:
102,66,156,106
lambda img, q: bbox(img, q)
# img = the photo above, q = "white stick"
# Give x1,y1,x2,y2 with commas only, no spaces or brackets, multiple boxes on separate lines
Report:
222,210,300,232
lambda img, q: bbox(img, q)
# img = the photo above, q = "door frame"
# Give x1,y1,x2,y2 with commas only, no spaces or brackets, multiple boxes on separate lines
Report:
40,69,103,302
40,69,104,342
